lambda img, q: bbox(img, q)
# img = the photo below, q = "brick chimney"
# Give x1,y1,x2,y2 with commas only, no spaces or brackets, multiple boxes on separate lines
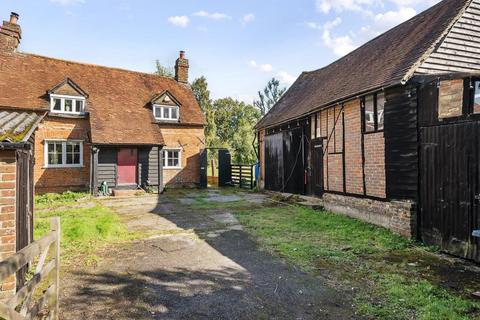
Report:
175,51,189,83
0,12,21,53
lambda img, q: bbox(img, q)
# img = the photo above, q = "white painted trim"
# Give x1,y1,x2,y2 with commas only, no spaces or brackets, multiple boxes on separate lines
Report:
153,104,180,121
50,94,86,115
44,139,84,168
163,148,182,169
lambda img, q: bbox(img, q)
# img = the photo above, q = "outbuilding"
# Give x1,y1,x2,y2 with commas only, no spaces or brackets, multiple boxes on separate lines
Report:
255,0,480,262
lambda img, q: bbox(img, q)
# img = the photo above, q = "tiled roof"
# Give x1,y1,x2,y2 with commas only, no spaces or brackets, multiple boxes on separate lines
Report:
0,109,43,143
0,53,205,145
256,0,471,129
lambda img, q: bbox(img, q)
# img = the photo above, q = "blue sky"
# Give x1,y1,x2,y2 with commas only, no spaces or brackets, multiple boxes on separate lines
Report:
1,0,440,103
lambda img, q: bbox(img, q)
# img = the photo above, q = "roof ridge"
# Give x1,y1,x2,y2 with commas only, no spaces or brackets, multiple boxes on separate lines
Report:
5,51,178,82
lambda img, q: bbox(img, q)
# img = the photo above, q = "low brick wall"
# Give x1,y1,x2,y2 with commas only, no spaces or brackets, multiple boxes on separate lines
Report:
322,193,416,238
0,150,16,298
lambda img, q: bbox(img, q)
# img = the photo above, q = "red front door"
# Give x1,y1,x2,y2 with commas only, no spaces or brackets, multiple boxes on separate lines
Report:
117,148,137,185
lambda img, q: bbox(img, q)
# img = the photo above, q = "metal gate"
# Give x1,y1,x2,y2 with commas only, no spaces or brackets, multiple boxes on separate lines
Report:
419,122,480,262
218,149,232,187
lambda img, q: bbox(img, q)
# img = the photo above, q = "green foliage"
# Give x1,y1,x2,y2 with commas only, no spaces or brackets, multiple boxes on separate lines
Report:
235,205,480,319
191,76,261,164
154,60,174,78
254,78,286,116
35,191,90,209
35,205,134,263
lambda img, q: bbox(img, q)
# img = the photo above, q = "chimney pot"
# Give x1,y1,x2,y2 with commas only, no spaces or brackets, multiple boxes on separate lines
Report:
179,50,185,59
9,12,19,25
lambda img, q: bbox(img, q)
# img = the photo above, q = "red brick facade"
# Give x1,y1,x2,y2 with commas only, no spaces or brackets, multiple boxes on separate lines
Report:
0,150,16,297
34,116,91,194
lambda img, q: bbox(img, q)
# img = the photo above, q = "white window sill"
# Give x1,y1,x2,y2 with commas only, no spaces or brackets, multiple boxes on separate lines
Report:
43,165,84,169
163,167,182,170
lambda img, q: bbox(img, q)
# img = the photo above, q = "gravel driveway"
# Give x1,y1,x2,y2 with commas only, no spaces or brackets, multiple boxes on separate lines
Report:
59,189,357,320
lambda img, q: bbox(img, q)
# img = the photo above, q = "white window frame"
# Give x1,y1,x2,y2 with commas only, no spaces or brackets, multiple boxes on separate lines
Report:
50,94,86,115
153,104,180,121
162,148,182,169
44,140,84,168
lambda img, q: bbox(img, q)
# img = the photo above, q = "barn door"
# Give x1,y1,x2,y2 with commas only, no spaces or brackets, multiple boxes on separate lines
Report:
117,148,138,185
199,149,208,188
310,139,324,197
218,149,232,187
420,122,479,261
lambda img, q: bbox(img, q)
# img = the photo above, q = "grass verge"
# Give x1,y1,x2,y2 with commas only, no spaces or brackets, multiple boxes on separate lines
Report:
234,205,480,320
35,191,91,210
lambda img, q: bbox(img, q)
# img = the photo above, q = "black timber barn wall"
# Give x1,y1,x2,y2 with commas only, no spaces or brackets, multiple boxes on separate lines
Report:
384,85,419,201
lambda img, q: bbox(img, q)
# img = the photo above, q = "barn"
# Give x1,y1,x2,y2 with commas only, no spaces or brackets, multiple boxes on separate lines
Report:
255,0,480,262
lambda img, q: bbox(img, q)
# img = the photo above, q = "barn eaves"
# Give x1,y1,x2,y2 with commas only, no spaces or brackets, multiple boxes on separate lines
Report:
0,110,45,149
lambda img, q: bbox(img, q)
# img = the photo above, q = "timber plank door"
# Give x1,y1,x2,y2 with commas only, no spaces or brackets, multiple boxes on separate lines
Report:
199,149,208,188
218,149,232,187
117,148,138,185
310,138,324,197
419,122,479,261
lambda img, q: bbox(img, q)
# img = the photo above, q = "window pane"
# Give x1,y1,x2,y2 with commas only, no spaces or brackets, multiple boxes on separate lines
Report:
377,92,385,131
171,108,178,119
154,107,162,118
163,107,170,119
75,100,83,113
65,99,73,112
162,151,166,167
364,95,375,132
47,142,63,165
53,99,61,111
474,81,480,114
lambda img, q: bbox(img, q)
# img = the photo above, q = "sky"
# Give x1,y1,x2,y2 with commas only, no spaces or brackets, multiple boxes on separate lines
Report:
0,0,441,103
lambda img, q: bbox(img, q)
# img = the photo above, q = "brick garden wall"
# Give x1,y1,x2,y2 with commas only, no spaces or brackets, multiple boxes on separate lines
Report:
34,116,91,194
0,150,16,297
161,126,205,187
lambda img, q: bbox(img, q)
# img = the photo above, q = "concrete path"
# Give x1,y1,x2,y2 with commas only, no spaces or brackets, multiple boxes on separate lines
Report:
59,189,357,320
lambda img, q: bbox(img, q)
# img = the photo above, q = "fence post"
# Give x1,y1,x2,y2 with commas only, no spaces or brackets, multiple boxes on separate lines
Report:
239,166,243,188
250,165,254,189
50,217,60,320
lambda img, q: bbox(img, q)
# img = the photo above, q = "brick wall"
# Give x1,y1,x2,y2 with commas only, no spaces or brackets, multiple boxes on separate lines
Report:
323,193,416,237
364,132,386,198
438,79,463,119
344,99,364,194
161,126,205,187
0,150,16,297
34,116,91,194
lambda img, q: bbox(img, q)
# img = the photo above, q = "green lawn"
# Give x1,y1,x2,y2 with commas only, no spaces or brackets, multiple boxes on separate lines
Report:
34,192,139,265
234,205,480,320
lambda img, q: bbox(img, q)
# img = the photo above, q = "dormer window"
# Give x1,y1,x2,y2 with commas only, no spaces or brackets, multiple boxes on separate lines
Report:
153,105,179,121
50,95,86,114
150,91,181,122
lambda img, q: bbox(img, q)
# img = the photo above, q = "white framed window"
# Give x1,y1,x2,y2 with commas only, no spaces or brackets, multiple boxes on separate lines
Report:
153,104,179,121
44,140,83,168
50,94,86,115
162,149,182,169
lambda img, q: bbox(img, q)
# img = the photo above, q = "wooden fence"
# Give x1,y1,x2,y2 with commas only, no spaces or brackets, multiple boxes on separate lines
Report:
231,164,256,190
0,217,60,320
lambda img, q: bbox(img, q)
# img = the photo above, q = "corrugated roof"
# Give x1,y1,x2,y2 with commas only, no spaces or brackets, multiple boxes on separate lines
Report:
256,0,471,129
0,109,43,143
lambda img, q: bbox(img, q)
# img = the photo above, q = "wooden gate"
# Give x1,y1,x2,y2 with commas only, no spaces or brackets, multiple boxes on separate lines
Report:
199,149,208,188
310,139,324,197
218,149,232,187
16,149,34,288
419,122,480,262
0,217,60,320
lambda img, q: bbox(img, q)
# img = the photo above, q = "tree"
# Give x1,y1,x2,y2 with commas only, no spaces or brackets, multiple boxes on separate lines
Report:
254,78,286,116
191,77,219,148
154,60,174,78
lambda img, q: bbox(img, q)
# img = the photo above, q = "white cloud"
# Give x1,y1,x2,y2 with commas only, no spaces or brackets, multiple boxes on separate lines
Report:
248,60,274,72
167,16,190,28
316,0,375,15
242,13,255,25
320,17,357,56
359,7,416,38
193,11,231,20
278,71,296,85
49,0,84,5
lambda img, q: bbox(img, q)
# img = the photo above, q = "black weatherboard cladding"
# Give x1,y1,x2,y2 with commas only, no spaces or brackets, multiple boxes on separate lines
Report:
384,85,419,200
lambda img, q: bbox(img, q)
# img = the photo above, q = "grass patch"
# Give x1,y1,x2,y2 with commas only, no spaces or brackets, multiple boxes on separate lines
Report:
235,205,480,319
35,191,91,210
35,204,139,264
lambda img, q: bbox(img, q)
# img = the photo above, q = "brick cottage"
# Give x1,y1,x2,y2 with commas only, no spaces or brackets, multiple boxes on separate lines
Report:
256,0,480,262
0,13,205,195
